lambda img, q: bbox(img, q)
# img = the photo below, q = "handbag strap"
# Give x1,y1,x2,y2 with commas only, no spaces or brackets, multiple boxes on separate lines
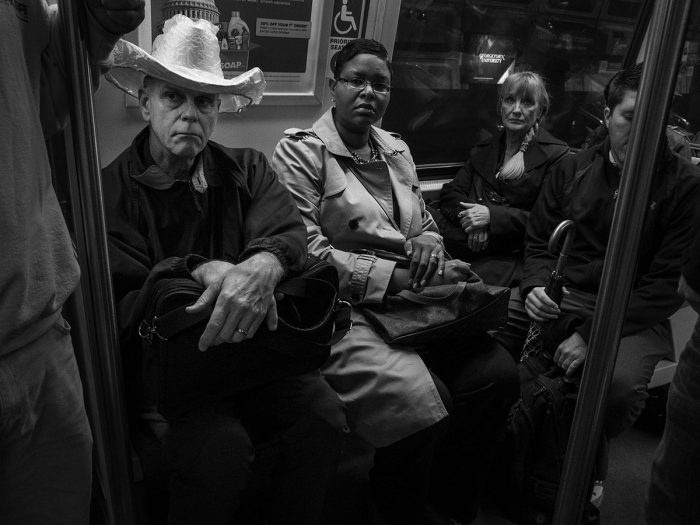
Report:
394,282,466,305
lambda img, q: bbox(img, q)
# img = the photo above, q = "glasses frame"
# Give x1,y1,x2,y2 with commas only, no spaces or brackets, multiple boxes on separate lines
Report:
335,77,392,94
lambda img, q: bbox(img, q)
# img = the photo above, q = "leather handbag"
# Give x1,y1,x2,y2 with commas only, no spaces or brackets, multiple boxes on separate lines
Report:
138,258,352,418
361,269,509,346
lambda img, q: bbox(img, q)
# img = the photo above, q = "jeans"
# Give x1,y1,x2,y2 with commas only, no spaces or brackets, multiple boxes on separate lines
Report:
163,371,348,525
0,317,93,525
647,318,700,524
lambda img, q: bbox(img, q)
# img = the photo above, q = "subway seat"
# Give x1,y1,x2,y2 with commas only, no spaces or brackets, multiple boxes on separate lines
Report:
649,303,697,389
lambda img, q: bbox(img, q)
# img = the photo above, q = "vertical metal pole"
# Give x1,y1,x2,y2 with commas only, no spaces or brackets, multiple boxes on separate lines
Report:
58,2,136,524
553,1,691,523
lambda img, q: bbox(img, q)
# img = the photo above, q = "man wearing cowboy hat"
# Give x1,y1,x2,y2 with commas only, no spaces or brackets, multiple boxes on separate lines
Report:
102,15,347,525
0,0,144,523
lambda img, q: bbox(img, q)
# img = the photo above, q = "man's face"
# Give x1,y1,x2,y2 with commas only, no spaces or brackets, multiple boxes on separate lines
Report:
604,89,637,167
139,79,220,165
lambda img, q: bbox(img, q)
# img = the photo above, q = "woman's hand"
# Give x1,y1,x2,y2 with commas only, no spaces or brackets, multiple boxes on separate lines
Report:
426,259,472,286
467,228,489,252
458,202,490,232
404,234,446,288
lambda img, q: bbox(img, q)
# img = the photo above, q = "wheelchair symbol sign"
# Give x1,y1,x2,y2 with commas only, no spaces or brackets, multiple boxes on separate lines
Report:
333,0,362,37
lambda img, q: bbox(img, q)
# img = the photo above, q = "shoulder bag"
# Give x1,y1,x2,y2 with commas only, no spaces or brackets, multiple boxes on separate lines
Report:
138,257,352,418
355,250,509,346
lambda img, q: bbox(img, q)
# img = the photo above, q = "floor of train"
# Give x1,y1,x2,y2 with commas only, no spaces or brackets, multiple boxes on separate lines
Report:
323,386,668,525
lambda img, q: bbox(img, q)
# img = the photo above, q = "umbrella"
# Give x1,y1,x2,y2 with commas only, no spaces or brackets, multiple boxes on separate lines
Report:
521,219,576,361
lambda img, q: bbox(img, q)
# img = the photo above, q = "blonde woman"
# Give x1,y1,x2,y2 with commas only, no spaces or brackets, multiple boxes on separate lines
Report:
437,72,569,287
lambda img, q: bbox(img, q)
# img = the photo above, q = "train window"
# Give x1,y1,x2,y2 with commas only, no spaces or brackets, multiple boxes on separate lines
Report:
383,0,647,168
668,1,700,155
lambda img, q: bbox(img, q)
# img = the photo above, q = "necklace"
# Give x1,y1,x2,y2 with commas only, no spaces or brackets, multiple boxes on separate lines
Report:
349,140,381,164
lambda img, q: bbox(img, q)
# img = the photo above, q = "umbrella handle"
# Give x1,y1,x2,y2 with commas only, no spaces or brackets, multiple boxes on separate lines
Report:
548,220,576,276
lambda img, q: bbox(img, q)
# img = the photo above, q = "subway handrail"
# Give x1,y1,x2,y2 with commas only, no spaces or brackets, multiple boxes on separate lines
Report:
553,1,692,523
59,2,136,524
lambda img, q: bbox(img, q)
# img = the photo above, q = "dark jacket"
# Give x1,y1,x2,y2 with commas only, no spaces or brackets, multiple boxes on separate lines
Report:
437,128,569,286
102,127,307,343
521,138,700,341
682,198,700,293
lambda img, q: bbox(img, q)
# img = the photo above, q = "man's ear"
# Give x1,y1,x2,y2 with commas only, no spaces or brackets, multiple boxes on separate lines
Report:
603,106,611,128
138,88,151,121
328,77,337,99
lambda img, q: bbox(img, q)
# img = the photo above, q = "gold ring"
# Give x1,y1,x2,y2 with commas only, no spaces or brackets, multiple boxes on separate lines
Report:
236,328,248,335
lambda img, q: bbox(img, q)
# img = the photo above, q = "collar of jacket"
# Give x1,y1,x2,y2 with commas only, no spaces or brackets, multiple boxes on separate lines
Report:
312,108,405,159
127,126,226,190
470,128,566,179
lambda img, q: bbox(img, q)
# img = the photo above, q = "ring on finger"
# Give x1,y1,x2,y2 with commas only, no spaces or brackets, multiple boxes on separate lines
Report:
236,327,248,335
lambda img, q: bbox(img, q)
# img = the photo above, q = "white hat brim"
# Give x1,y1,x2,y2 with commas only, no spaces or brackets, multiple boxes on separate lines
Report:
105,39,266,112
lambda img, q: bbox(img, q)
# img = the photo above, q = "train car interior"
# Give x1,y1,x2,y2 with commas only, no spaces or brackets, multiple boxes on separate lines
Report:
41,0,700,524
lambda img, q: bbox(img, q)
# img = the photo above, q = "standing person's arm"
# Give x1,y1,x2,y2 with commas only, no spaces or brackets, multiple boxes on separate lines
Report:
41,0,144,137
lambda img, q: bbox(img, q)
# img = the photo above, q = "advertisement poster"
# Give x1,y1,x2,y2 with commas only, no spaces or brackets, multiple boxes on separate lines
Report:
467,34,516,84
149,0,316,86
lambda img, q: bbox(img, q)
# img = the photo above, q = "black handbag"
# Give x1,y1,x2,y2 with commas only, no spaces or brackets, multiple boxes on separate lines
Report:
360,269,509,346
138,258,352,418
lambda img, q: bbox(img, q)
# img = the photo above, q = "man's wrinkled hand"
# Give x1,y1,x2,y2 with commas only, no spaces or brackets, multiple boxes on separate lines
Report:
186,253,284,351
554,331,588,377
87,0,145,35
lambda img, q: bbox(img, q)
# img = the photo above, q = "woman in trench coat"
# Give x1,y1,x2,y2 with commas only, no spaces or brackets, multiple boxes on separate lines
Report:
272,39,518,525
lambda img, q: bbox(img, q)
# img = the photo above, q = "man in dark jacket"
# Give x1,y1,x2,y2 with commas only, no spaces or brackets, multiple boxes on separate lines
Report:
102,16,346,525
495,63,699,448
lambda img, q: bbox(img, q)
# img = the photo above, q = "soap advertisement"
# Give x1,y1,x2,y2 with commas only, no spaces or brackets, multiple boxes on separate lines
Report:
149,0,314,79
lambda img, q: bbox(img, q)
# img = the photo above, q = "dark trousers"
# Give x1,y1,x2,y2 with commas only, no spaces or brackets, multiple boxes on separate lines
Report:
427,336,520,523
369,372,450,525
494,287,673,441
163,371,348,525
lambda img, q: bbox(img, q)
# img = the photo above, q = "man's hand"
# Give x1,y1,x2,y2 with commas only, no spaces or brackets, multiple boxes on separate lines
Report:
467,228,489,252
187,252,284,351
524,286,561,322
458,202,490,232
87,0,145,35
405,234,446,288
554,331,588,377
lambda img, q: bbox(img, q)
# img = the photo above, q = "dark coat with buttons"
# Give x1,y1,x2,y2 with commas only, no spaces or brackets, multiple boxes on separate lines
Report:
521,138,700,342
437,129,569,286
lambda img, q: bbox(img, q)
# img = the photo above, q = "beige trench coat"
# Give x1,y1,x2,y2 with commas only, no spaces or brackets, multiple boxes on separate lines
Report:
271,109,448,447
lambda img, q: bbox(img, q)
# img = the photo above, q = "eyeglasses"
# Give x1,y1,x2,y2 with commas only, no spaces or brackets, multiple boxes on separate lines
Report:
336,77,391,94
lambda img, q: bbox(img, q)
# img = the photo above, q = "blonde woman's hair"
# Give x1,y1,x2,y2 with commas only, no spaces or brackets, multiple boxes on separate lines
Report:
497,71,549,181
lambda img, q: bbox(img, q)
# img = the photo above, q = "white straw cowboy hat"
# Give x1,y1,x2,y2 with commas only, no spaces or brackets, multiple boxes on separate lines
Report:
106,14,265,112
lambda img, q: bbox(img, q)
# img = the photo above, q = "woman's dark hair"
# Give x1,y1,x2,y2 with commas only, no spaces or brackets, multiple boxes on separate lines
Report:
604,62,643,111
331,38,392,79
